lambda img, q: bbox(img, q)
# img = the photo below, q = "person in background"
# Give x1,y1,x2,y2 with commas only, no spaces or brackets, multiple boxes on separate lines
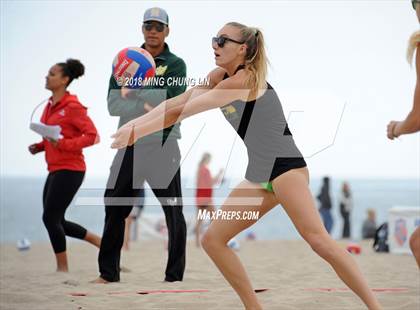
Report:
339,182,353,239
123,187,145,251
386,0,420,268
28,58,101,272
362,209,377,239
317,176,333,234
195,153,224,247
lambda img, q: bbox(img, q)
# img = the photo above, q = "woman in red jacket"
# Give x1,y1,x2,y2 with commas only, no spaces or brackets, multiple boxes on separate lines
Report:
28,59,101,272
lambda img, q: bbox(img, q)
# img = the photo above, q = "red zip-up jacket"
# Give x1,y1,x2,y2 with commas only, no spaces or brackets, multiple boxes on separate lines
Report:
34,92,99,172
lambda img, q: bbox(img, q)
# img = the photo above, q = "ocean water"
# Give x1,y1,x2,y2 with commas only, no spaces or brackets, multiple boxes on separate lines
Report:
0,176,418,244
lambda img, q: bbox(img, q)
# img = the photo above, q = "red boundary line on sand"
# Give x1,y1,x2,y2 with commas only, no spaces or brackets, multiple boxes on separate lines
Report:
303,288,409,293
137,289,210,294
69,288,269,297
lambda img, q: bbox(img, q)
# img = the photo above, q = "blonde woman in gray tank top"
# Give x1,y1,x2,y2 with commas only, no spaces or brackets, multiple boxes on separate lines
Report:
111,22,381,310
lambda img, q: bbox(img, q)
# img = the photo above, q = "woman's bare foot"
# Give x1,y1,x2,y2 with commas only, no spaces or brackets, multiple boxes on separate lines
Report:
120,266,131,273
90,277,109,284
56,267,69,272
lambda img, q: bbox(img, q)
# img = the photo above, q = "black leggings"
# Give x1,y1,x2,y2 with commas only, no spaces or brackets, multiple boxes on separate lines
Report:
42,170,87,253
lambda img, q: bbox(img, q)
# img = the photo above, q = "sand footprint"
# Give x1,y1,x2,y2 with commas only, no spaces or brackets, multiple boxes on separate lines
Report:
63,279,80,286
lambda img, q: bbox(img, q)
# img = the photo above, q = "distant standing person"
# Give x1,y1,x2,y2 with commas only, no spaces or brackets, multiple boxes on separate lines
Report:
123,187,145,251
386,0,420,268
317,176,333,234
28,59,101,272
195,153,224,247
339,182,353,239
361,209,377,239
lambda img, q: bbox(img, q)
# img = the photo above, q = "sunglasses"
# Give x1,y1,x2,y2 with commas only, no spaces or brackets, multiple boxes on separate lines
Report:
212,36,245,48
143,22,165,32
413,0,420,10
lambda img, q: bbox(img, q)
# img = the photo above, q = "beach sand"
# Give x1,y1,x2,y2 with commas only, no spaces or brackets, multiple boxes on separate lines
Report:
0,240,418,310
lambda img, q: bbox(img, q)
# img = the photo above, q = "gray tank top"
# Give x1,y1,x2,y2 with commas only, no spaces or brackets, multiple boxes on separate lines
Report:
220,69,305,182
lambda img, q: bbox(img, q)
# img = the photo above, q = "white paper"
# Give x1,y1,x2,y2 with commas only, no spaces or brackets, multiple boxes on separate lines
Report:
30,122,63,140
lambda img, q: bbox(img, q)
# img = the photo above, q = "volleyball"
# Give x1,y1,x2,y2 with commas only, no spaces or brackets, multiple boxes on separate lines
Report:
112,47,156,88
227,238,240,251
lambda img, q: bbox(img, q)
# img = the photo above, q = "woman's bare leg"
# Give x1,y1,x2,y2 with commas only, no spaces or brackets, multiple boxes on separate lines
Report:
202,181,278,310
84,231,101,248
54,232,100,272
55,251,68,272
271,167,381,310
123,217,132,251
195,218,203,247
409,226,420,268
195,207,205,247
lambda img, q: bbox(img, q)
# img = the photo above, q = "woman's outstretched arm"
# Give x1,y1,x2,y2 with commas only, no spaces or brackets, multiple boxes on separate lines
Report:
387,48,420,139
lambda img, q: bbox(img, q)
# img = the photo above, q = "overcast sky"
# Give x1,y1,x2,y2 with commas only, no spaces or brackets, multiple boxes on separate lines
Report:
1,0,419,183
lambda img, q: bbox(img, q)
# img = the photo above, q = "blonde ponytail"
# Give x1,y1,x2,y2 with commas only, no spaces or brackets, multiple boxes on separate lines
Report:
407,30,420,65
226,22,269,95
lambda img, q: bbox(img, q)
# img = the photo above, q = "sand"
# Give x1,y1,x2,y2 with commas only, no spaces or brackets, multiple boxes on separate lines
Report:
0,240,418,310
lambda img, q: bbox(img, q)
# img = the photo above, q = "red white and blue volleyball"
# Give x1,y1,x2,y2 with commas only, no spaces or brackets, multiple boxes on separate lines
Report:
112,47,156,88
